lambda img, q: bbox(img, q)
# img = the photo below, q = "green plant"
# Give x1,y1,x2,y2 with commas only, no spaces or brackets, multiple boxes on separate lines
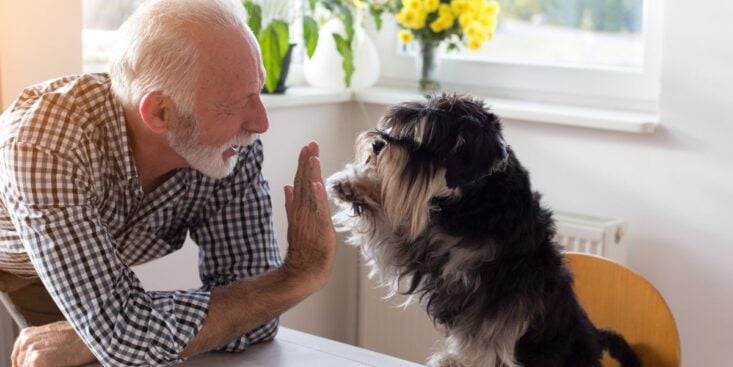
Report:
307,0,377,88
243,0,319,93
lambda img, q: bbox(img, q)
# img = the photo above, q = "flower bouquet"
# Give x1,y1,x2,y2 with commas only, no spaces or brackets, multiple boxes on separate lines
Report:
373,0,500,91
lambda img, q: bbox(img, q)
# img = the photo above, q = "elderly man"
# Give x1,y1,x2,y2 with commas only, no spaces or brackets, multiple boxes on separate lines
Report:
0,0,337,366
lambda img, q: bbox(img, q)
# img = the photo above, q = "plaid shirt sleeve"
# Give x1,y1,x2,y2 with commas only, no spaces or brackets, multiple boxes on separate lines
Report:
0,141,211,366
189,139,283,352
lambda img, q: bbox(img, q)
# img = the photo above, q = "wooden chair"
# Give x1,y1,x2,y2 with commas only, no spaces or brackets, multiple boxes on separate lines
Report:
566,252,680,367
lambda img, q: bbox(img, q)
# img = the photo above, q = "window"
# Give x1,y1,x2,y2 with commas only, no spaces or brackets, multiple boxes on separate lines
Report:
81,0,307,73
376,0,663,112
464,0,644,69
82,0,143,73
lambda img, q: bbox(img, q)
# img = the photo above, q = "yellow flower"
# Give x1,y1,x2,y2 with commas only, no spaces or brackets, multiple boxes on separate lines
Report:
464,20,485,39
450,0,471,15
458,12,475,28
424,0,440,12
439,5,454,20
414,10,428,29
397,8,428,29
438,3,453,16
467,0,484,12
466,36,483,50
429,18,449,32
403,0,423,12
485,1,501,17
399,29,414,44
479,14,497,29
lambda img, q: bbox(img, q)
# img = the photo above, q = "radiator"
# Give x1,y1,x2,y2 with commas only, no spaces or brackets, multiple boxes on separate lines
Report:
356,211,629,364
552,211,628,264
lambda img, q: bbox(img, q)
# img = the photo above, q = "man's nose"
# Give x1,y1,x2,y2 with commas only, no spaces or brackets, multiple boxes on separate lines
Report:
245,96,269,134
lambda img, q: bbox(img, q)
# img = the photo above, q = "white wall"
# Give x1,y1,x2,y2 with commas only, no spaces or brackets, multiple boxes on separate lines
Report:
0,0,82,107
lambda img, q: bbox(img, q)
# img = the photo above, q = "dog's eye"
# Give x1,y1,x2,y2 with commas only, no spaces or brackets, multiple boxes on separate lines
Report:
372,140,386,155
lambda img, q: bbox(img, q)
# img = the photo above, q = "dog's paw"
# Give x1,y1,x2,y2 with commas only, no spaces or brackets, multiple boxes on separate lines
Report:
329,179,358,202
326,170,355,201
327,169,374,203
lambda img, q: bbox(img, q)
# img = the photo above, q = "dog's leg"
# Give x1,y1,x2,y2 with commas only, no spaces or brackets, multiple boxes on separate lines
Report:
427,335,466,367
427,352,465,367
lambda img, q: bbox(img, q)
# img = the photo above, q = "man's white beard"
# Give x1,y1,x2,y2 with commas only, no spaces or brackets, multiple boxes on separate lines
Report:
168,113,257,179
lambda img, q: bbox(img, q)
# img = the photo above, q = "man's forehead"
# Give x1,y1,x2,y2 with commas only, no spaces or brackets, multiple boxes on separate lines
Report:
195,28,263,100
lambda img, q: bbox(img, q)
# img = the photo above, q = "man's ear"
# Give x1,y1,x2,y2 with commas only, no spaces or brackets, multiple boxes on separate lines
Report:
139,91,176,134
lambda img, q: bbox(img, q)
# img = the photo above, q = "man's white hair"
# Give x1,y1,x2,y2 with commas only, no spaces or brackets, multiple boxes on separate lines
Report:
110,0,256,115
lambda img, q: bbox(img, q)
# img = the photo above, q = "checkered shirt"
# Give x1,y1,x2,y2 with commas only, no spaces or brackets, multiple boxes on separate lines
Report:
0,74,283,366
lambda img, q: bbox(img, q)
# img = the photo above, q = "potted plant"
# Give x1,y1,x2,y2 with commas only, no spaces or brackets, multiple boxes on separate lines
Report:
242,0,319,94
303,0,382,90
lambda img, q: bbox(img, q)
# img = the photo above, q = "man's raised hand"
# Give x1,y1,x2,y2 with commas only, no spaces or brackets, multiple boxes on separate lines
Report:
283,142,337,293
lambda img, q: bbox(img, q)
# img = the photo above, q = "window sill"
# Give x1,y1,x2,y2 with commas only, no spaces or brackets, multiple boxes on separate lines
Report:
261,86,351,109
262,85,659,134
353,86,659,134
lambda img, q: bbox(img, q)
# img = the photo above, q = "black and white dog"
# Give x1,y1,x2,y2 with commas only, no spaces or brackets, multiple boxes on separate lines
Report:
326,94,640,367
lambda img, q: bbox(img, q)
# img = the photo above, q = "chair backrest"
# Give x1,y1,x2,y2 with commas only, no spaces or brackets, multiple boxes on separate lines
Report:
566,252,680,367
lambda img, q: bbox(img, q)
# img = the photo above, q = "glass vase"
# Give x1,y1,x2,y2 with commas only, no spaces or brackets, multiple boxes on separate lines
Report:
416,40,441,92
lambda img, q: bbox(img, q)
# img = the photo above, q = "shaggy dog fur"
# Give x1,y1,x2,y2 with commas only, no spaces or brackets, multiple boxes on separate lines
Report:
326,94,641,367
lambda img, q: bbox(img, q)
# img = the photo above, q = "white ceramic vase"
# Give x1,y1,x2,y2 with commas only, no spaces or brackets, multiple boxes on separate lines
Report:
304,19,380,91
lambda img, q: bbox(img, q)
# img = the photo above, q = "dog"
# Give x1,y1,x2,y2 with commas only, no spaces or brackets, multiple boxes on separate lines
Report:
326,94,641,367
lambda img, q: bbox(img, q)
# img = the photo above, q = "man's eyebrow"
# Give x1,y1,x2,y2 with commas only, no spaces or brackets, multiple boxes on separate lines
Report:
218,94,256,110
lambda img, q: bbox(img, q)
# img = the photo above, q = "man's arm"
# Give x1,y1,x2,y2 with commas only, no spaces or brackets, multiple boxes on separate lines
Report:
9,142,336,366
181,142,337,357
3,141,211,366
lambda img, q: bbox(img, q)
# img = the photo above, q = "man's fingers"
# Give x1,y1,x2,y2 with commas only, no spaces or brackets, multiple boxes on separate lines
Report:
294,145,308,184
12,328,31,367
22,344,43,367
312,182,332,220
308,141,320,158
309,156,324,185
291,142,324,215
284,185,294,223
293,145,310,204
292,146,306,199
12,336,19,367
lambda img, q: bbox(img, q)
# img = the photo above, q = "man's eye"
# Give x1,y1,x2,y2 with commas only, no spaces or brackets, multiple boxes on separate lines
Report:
372,140,386,155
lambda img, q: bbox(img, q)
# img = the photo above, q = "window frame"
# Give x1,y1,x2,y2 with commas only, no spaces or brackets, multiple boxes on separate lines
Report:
370,0,664,113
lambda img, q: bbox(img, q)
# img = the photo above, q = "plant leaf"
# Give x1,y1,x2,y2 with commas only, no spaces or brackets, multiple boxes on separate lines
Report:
303,16,319,59
259,24,284,93
333,33,354,87
243,1,262,37
321,0,352,41
270,20,290,57
369,5,384,31
341,8,354,42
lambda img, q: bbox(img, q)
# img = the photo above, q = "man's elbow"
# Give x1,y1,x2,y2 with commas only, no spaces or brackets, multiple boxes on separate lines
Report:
215,317,279,353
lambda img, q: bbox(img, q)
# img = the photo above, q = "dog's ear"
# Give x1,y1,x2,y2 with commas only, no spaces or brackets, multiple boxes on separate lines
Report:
444,112,508,188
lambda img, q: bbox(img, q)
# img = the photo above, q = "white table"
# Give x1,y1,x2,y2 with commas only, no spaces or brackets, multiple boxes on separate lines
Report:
181,328,423,367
